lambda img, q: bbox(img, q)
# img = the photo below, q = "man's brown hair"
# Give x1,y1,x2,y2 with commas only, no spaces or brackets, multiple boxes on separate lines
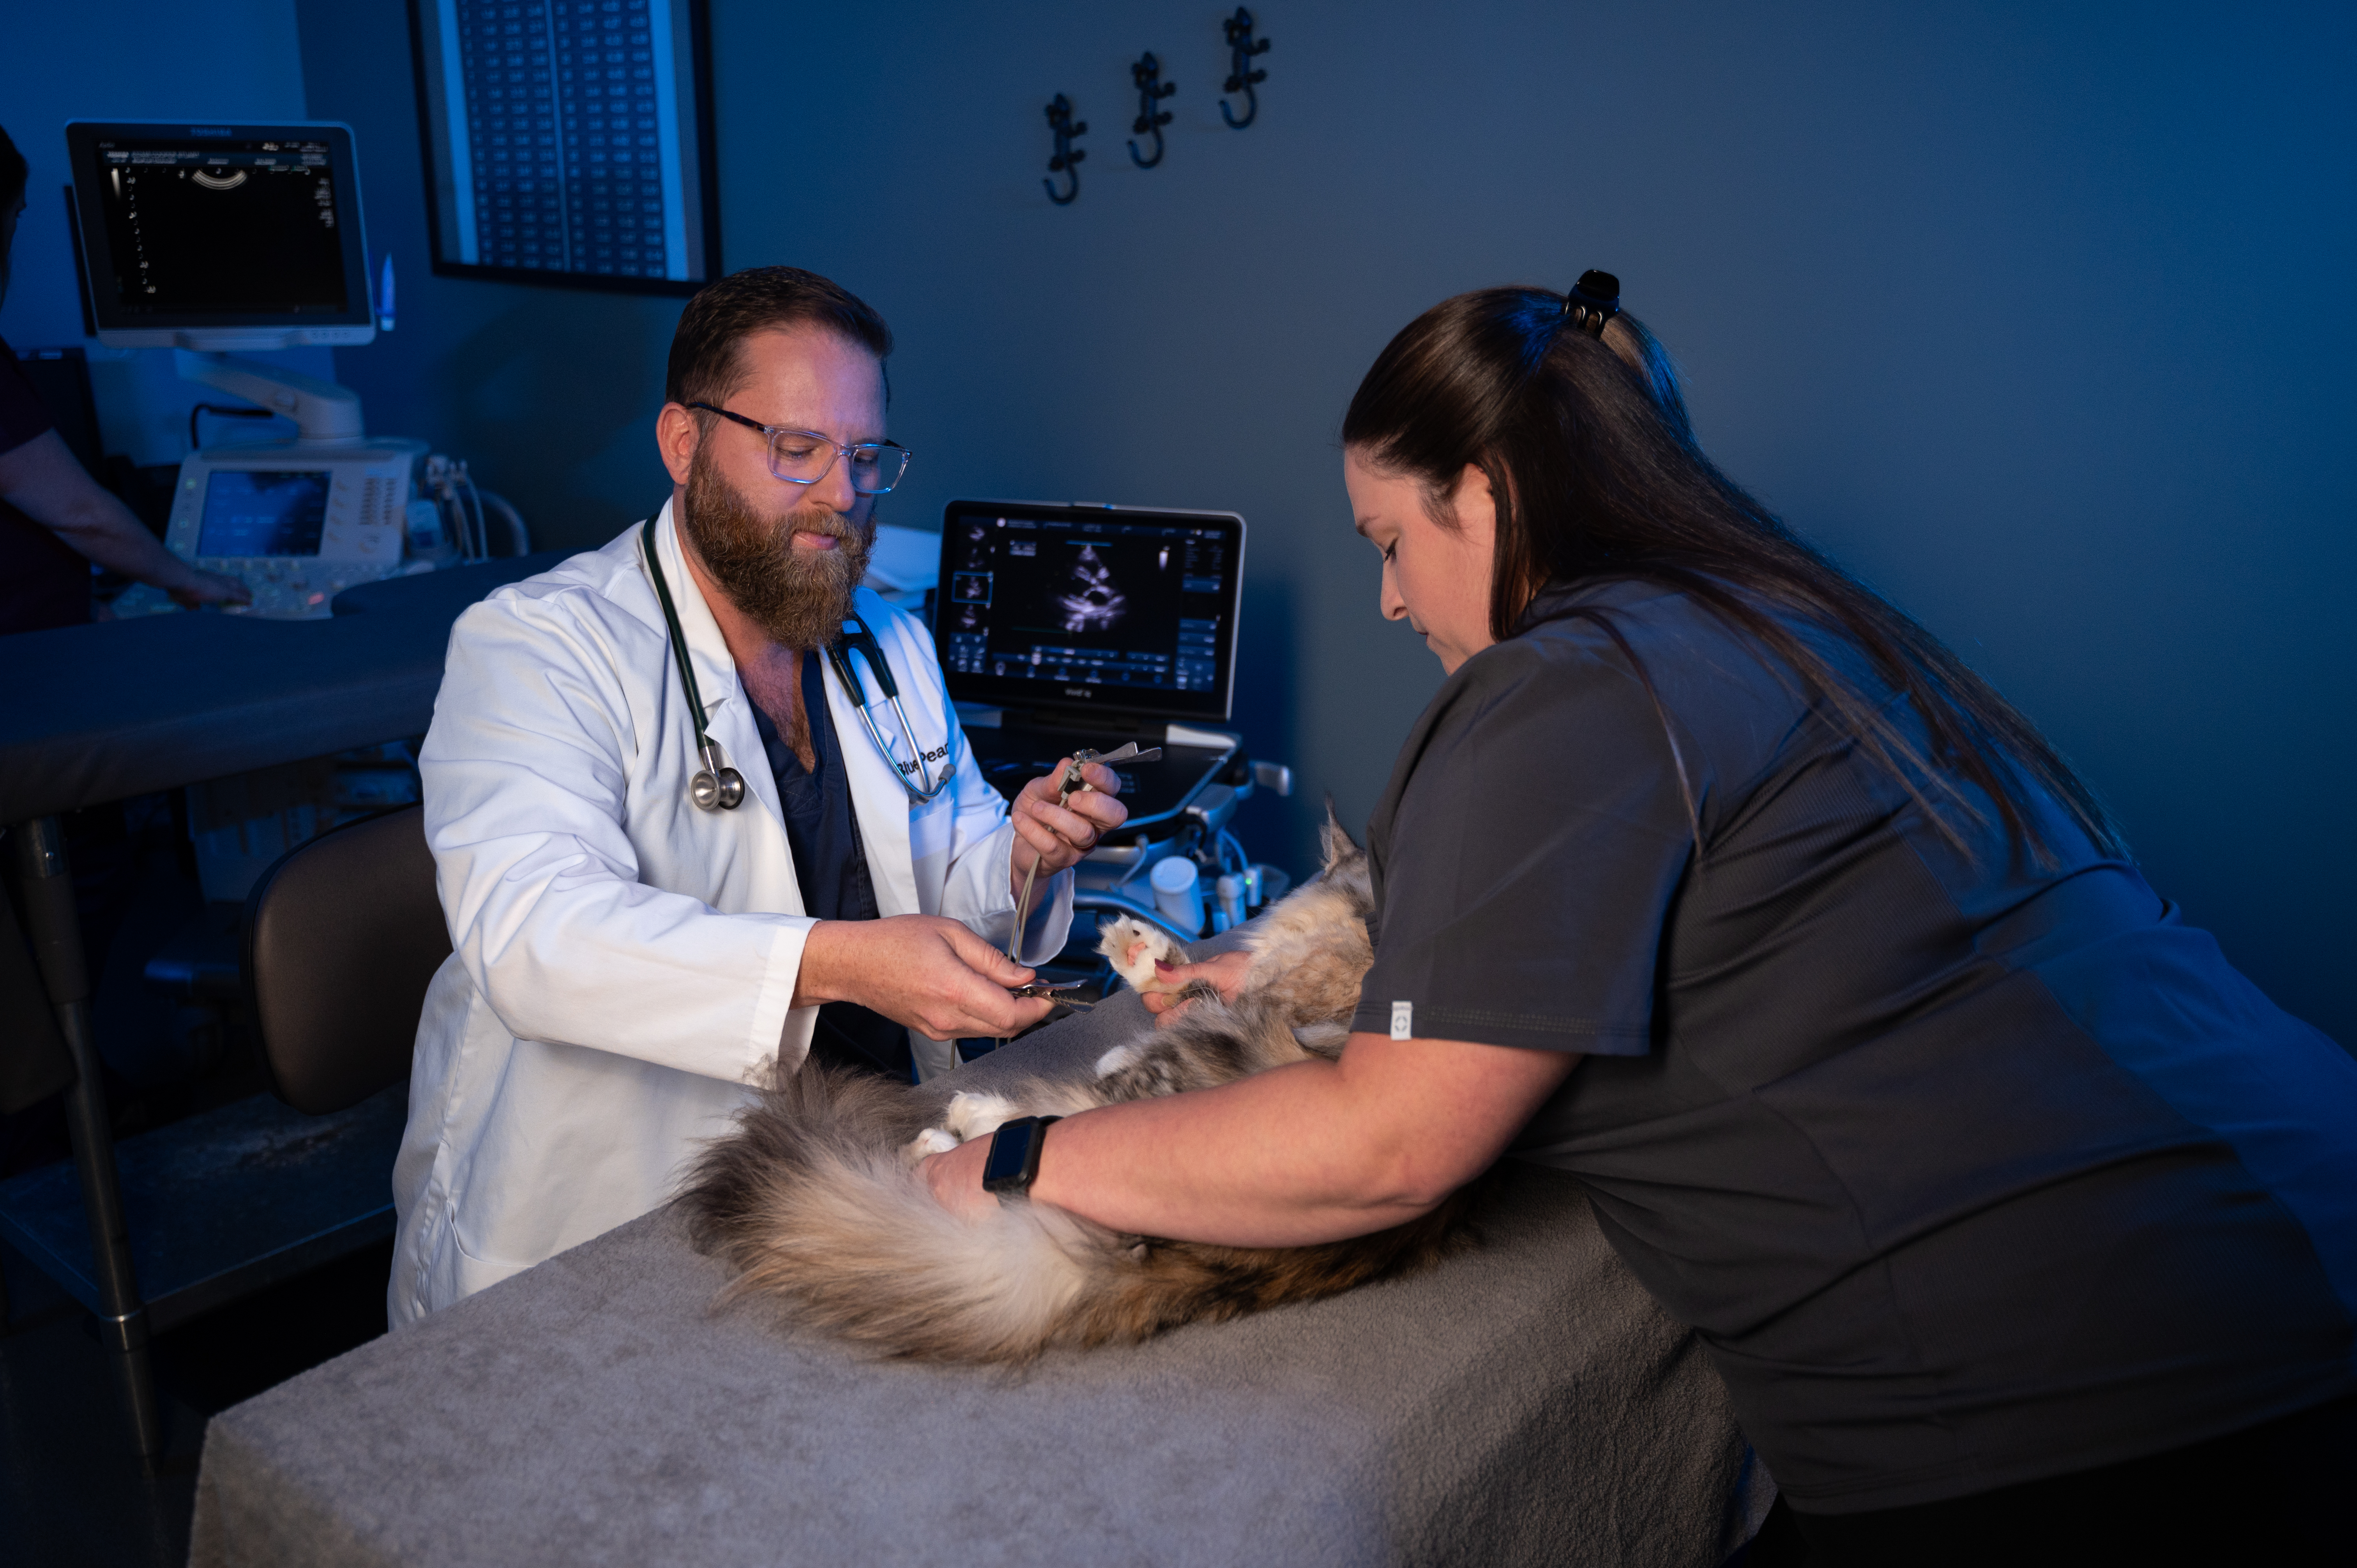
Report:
664,265,893,411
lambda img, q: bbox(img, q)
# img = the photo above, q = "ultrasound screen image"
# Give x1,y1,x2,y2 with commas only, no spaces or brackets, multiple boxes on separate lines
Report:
196,470,330,558
90,138,348,315
941,512,1238,714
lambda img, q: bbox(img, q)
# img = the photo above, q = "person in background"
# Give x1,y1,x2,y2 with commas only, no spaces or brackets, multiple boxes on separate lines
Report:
0,122,247,634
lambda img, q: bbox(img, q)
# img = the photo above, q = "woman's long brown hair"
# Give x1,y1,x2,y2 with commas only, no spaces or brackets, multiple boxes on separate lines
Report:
1340,285,2124,864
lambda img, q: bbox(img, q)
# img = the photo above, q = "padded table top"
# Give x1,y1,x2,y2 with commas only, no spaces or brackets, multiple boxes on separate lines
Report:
0,553,567,823
189,989,1767,1568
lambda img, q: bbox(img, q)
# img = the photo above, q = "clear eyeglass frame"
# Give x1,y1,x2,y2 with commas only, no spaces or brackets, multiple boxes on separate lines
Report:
686,401,912,495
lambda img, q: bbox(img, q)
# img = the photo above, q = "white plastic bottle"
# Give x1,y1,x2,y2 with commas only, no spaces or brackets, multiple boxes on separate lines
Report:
1149,855,1207,937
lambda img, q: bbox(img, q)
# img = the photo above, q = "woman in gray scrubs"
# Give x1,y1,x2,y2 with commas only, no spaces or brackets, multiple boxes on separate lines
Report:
922,278,2357,1564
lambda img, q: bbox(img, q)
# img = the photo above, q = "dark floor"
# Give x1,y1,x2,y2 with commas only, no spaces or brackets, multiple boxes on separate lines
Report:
0,1233,394,1568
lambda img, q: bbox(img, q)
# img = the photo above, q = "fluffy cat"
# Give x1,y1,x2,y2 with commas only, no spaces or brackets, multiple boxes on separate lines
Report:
678,812,1486,1362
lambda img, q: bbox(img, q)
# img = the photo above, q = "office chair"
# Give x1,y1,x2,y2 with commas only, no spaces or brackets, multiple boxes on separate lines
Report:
243,804,449,1114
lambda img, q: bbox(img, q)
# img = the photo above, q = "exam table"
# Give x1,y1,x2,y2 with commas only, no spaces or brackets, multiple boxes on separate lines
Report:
187,980,1770,1568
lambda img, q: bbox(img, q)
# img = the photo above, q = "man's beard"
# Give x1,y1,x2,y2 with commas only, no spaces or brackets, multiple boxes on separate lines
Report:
680,443,875,650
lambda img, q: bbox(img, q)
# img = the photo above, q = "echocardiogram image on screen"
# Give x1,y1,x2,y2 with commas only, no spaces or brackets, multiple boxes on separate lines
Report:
937,503,1245,722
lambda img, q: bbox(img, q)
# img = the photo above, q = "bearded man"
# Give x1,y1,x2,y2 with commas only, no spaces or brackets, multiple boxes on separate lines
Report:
389,268,1120,1326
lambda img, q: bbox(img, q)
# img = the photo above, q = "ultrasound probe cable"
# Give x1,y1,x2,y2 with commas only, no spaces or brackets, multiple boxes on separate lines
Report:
1006,743,1162,966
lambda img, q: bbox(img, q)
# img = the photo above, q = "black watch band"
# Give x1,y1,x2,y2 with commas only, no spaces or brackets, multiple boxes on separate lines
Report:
981,1116,1060,1199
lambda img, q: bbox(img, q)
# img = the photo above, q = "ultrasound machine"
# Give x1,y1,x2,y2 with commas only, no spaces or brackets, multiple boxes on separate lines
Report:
63,120,512,620
936,499,1293,990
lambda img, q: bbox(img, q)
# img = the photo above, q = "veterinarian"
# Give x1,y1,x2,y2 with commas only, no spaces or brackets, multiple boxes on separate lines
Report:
391,267,1121,1326
921,276,2357,1562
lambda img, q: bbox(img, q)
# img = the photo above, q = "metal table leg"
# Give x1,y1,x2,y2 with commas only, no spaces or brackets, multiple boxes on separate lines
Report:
6,817,163,1458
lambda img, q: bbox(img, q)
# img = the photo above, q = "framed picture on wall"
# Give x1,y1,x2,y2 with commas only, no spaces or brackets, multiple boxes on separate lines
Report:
405,0,721,295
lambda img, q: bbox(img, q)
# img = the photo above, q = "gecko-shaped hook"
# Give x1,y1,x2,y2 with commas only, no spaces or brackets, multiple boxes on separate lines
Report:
1127,51,1177,168
1043,94,1087,205
1219,8,1271,129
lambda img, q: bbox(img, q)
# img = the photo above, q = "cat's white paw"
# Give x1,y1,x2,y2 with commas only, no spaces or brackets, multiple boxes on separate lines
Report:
910,1127,959,1157
941,1091,1019,1143
1097,914,1189,993
1094,1042,1141,1078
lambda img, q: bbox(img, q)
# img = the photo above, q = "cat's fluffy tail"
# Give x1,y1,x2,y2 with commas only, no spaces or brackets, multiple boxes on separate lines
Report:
680,1067,1484,1362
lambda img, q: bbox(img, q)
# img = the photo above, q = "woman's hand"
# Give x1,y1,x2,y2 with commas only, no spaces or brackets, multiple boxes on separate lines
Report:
920,1131,998,1222
1141,949,1254,1026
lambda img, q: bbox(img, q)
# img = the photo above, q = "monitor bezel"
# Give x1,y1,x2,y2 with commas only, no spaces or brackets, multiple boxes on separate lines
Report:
403,0,724,298
65,121,376,347
936,498,1249,725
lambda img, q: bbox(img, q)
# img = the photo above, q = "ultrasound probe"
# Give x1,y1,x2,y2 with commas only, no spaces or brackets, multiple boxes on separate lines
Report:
1006,742,1163,966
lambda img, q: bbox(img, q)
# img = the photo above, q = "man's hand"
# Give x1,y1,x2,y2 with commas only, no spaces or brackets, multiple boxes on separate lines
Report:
1141,950,1254,1026
794,915,1055,1040
1007,759,1127,902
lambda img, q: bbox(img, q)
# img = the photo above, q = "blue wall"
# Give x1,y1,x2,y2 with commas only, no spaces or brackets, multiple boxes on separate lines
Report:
32,2,2357,1046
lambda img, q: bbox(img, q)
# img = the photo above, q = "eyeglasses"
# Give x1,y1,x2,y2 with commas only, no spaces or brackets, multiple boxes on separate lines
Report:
686,402,913,495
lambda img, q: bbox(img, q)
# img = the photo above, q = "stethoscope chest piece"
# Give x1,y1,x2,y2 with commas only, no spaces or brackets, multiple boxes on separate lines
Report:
644,517,754,813
691,756,747,812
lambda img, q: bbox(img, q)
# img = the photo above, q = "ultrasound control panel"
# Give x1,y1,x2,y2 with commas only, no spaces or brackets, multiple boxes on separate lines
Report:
111,439,428,620
936,500,1246,724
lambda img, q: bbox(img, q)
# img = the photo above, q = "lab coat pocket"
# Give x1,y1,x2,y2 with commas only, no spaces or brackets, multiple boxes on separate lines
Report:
446,1220,540,1303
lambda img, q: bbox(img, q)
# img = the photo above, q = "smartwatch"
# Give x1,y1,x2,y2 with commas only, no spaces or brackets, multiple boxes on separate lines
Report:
981,1116,1060,1199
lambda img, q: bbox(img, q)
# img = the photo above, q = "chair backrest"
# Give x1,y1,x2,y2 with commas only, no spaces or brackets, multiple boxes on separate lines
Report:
242,804,449,1115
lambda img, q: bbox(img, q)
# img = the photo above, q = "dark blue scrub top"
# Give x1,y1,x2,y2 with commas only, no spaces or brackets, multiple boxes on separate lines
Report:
751,650,911,1080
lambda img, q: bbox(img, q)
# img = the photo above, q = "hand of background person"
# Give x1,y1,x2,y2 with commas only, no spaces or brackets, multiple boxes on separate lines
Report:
166,565,253,609
1142,950,1254,1027
1007,759,1127,900
0,429,256,610
793,914,1054,1041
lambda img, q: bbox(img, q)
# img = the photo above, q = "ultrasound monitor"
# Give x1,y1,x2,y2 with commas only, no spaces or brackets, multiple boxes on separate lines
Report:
65,122,376,349
937,500,1247,724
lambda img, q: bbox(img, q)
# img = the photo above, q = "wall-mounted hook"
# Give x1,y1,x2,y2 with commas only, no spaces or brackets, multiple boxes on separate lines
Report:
1127,52,1177,168
1219,8,1271,129
1043,94,1087,205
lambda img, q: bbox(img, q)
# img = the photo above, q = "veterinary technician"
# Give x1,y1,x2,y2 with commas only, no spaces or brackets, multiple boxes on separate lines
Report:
392,267,1122,1326
0,122,248,634
922,276,2357,1563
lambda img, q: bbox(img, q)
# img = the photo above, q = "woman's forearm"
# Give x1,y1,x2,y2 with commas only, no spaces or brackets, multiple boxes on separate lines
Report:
1032,1054,1443,1245
931,1031,1581,1248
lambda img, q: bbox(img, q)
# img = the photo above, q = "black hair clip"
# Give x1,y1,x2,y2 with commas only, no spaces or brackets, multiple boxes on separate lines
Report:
1562,269,1621,338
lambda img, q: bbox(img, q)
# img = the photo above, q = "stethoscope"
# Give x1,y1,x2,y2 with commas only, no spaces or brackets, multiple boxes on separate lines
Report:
639,517,956,810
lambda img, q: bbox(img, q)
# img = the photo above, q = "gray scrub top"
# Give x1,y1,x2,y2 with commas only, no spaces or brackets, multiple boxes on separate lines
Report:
1350,577,2357,1515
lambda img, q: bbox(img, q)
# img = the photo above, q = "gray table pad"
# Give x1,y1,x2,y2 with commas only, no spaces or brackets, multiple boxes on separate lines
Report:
0,552,567,823
190,985,1764,1567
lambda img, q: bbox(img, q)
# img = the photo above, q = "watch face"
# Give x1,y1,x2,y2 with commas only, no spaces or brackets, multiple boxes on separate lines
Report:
982,1119,1039,1190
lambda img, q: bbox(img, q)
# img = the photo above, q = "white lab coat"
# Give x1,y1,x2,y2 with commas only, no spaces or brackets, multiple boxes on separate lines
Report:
388,502,1070,1326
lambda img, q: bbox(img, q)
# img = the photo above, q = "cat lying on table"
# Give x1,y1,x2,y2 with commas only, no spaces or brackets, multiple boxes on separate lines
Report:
678,814,1488,1363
